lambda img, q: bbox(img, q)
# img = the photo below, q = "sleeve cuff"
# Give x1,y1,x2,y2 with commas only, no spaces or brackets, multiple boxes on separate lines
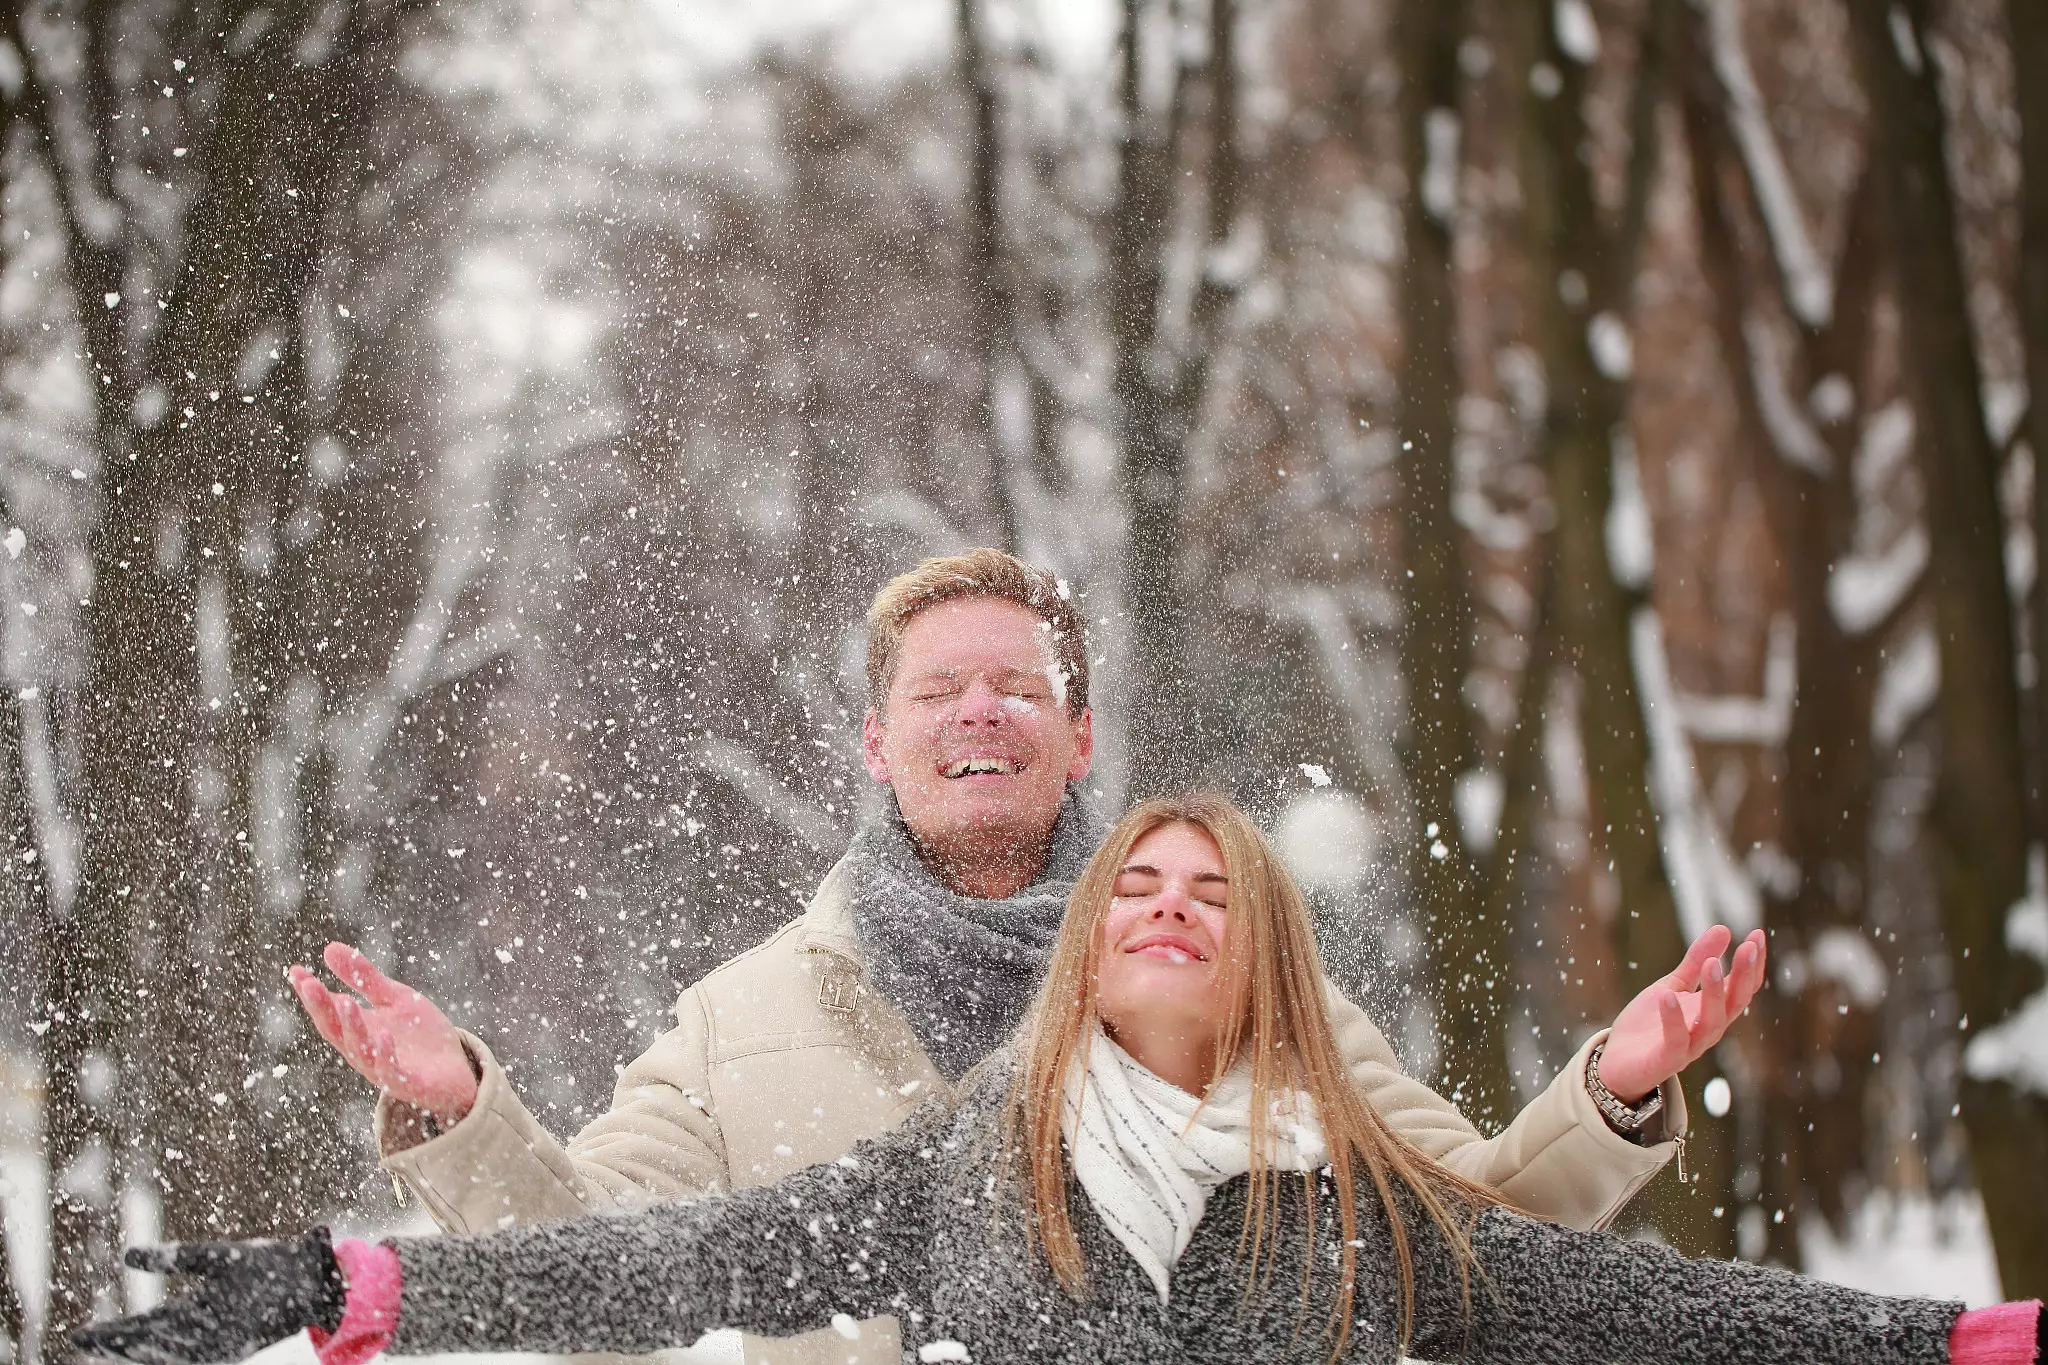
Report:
375,1031,493,1159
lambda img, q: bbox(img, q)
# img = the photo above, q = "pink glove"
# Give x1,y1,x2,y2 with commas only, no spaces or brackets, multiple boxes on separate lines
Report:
309,1239,402,1365
1949,1300,2042,1365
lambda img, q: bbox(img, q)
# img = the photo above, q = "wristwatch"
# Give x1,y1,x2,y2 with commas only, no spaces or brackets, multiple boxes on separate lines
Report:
1586,1041,1665,1135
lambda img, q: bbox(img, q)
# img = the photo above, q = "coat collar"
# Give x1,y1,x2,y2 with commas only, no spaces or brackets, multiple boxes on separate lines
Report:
792,853,862,962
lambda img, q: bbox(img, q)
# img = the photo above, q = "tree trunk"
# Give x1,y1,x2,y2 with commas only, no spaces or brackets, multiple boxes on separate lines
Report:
1850,0,2048,1298
1510,0,1736,1257
1114,0,1232,797
2011,0,2048,848
1391,0,1515,1128
1684,62,1893,1261
956,0,1018,551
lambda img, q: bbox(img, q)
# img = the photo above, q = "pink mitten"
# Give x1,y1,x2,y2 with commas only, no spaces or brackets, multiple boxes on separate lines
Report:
1949,1301,2042,1365
308,1238,402,1365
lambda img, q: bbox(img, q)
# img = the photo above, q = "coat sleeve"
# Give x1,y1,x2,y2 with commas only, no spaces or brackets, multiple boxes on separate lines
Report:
1324,982,1683,1230
376,987,729,1233
384,1115,942,1357
1405,1206,1960,1365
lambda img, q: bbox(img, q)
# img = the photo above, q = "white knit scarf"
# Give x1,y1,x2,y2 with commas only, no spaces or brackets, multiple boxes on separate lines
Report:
1061,1025,1329,1302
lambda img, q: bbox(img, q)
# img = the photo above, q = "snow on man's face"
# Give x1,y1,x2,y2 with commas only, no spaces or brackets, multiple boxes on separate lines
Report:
1095,822,1246,1070
862,596,1093,872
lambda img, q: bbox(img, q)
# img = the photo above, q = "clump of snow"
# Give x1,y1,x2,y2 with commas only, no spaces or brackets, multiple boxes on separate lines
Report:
1298,762,1332,788
1454,768,1503,857
1586,311,1632,380
1746,318,1831,473
1421,108,1461,225
917,1342,971,1364
1631,611,1761,941
1963,850,2048,1096
1552,0,1600,63
1829,527,1927,636
1854,400,1916,496
1808,373,1855,425
1678,612,1794,746
1708,0,1831,326
1873,626,1939,747
1604,438,1653,591
1807,927,1889,1008
1276,789,1377,892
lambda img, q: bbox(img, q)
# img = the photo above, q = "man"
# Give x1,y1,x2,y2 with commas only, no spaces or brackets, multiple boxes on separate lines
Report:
292,548,1764,1365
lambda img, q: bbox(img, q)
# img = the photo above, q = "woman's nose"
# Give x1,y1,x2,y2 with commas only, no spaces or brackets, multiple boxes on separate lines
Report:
1149,894,1190,922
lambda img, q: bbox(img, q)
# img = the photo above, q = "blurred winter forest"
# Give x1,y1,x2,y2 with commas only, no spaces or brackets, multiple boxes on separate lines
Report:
0,0,2043,1355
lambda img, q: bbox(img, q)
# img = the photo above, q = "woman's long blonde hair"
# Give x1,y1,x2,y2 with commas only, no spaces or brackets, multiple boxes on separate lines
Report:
1000,792,1499,1356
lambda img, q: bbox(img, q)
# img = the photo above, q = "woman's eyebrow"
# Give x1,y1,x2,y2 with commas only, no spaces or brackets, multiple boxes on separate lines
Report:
1193,872,1228,885
1117,863,1160,877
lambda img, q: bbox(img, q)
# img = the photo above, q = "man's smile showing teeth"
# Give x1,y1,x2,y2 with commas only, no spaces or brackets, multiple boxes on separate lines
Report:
942,757,1022,778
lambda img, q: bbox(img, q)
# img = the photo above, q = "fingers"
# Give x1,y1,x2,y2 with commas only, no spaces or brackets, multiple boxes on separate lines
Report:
1689,954,1731,1051
123,1245,179,1275
1722,931,1766,1016
1665,924,1734,991
1655,988,1688,1061
289,968,350,1054
324,942,413,1009
332,997,386,1085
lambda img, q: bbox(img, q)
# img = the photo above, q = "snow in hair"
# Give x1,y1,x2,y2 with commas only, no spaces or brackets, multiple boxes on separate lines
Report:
865,548,1090,714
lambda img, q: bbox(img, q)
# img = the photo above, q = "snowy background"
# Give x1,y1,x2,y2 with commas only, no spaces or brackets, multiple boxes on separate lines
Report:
0,0,2043,1357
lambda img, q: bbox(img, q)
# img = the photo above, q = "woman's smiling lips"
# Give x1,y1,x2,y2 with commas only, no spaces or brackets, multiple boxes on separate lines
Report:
1122,931,1209,964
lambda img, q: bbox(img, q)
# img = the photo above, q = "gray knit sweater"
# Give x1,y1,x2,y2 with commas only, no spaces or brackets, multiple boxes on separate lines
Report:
387,1064,1960,1365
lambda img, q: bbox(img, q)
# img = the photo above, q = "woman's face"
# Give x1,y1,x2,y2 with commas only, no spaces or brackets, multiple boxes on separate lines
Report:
1094,821,1247,1051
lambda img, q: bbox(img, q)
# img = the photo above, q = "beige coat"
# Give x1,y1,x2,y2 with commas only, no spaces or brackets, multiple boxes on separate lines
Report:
379,858,1684,1365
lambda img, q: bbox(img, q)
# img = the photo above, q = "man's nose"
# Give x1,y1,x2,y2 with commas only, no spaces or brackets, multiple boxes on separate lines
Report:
954,677,1006,723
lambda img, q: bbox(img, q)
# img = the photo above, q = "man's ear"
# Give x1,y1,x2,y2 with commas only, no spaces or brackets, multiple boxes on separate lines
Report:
1066,707,1095,781
861,708,892,785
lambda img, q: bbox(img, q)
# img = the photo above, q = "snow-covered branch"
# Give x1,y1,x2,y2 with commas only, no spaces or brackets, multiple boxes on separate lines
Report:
691,734,846,855
1704,0,1832,328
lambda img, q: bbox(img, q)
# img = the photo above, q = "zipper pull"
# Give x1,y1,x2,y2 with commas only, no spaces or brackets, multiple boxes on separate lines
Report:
391,1173,410,1207
1673,1134,1690,1185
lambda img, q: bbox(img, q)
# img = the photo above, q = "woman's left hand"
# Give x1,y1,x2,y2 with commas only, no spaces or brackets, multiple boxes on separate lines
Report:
1596,925,1767,1103
72,1228,346,1365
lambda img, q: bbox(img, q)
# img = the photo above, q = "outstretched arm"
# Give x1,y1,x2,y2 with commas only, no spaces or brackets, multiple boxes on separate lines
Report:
74,1113,947,1365
1408,1206,1965,1365
386,1114,941,1356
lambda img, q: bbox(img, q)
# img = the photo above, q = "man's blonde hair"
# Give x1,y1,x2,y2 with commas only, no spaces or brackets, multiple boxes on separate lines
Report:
864,548,1090,715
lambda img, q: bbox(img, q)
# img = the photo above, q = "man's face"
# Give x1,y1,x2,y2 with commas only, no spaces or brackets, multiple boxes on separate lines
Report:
862,596,1094,863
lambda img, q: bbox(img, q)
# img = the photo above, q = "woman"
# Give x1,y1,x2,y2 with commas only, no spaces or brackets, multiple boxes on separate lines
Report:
78,795,2040,1365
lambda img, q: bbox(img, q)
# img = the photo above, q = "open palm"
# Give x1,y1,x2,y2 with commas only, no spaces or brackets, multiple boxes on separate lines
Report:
289,942,479,1122
1597,925,1767,1102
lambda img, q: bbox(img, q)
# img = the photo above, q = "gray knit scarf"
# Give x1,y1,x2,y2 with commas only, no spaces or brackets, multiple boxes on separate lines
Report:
847,791,1106,1081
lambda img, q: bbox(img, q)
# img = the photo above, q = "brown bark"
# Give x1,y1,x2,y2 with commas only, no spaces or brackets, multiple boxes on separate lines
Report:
1390,0,1517,1128
956,0,1017,551
1115,0,1242,797
1509,0,1736,1256
1850,0,2048,1298
2012,0,2048,850
1683,54,1893,1261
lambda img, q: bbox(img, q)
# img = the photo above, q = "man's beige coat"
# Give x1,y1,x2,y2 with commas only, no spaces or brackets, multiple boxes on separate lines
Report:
379,859,1684,1365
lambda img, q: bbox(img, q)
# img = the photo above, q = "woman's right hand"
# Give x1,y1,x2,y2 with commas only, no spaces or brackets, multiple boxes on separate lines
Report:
289,943,479,1125
72,1229,346,1365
